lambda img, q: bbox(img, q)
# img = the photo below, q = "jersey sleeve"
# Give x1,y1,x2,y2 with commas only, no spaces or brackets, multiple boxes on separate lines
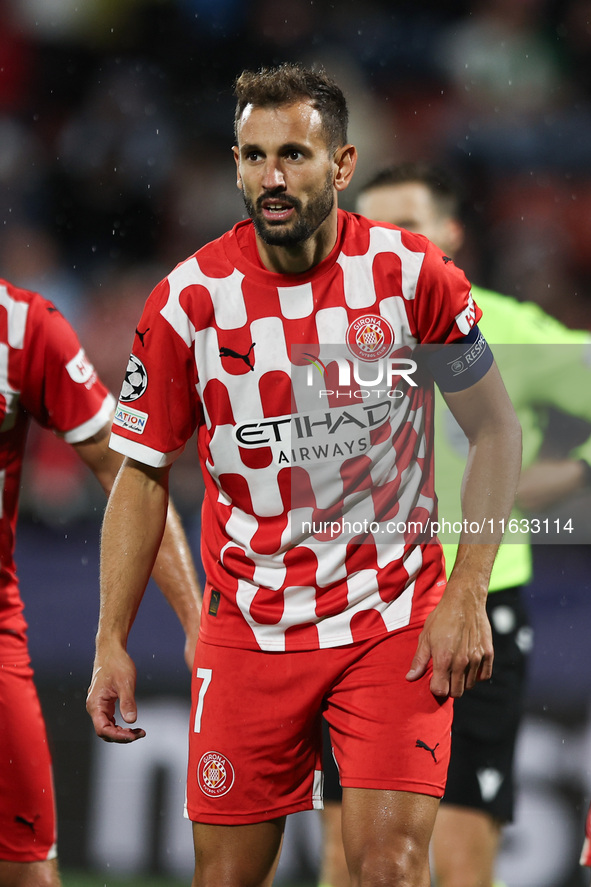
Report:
109,277,200,468
21,295,114,442
410,239,482,344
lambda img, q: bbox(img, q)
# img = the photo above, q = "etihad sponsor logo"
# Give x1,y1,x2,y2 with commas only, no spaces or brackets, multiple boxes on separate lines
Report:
281,436,371,464
114,404,148,434
66,348,97,389
233,401,393,465
234,401,392,447
346,314,394,362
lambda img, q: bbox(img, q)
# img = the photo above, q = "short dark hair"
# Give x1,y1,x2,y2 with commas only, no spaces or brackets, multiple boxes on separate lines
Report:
359,162,462,219
233,63,348,153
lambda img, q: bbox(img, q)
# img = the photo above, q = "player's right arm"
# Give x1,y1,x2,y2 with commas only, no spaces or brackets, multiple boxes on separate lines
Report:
407,359,522,697
86,457,170,743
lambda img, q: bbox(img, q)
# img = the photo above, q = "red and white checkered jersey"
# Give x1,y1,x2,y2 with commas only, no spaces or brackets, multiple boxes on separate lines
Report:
111,210,481,651
0,279,114,664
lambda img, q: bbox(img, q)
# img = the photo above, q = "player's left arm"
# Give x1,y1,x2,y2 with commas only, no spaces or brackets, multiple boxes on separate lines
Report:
73,418,202,671
407,359,522,698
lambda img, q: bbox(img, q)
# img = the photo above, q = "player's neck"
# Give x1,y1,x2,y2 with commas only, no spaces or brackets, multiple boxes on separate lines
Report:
255,213,338,275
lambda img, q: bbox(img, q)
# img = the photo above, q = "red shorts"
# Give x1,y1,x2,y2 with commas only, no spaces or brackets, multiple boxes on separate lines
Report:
581,801,591,867
186,625,452,824
0,663,57,861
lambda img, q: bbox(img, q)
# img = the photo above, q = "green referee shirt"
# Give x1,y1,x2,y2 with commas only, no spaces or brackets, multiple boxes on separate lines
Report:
436,284,591,591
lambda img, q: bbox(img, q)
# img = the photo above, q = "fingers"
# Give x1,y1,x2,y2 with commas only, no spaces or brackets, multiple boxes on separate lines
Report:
472,649,494,686
118,687,138,724
87,701,147,743
430,665,452,699
408,628,494,699
98,724,146,744
443,646,494,698
405,641,430,683
86,662,145,744
87,704,146,743
406,630,455,696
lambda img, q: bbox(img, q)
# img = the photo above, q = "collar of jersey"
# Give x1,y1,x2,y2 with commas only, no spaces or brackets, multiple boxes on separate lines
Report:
224,209,348,286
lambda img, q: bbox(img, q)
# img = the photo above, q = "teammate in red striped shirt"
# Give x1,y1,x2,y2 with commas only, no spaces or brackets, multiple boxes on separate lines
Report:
0,279,201,887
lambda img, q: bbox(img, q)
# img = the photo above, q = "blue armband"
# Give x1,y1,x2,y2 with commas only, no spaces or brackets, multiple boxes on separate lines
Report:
427,325,494,392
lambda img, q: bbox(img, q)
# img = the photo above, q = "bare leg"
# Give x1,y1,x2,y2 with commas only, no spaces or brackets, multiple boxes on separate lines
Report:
192,817,285,887
431,804,501,887
319,801,350,887
0,859,60,887
342,787,439,887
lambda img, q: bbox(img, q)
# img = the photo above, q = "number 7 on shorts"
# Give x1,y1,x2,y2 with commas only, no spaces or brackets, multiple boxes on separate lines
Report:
193,667,212,733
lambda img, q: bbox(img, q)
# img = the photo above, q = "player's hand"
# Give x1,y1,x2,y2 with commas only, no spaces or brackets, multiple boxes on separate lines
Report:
86,647,146,743
406,581,493,698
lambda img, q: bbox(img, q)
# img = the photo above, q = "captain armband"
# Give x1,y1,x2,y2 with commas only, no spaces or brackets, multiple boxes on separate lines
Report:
427,325,494,393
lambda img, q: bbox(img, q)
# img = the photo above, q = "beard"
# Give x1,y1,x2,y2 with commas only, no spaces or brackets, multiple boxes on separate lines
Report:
242,170,335,247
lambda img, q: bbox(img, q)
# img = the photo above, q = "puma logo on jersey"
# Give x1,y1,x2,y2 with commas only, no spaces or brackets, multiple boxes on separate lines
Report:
135,327,150,346
219,342,256,371
442,256,453,264
416,739,439,762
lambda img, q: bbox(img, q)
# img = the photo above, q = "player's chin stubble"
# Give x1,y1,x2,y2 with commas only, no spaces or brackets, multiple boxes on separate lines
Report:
243,173,335,247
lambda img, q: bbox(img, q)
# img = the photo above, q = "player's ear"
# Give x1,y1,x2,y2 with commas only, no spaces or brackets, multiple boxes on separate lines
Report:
233,146,243,190
444,217,465,254
333,144,357,193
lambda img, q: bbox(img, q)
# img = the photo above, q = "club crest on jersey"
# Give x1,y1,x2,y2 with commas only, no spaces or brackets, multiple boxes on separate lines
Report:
198,751,235,798
346,315,394,362
120,354,148,402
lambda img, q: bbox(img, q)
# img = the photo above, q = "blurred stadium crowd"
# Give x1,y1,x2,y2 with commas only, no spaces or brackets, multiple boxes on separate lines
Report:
2,0,591,521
